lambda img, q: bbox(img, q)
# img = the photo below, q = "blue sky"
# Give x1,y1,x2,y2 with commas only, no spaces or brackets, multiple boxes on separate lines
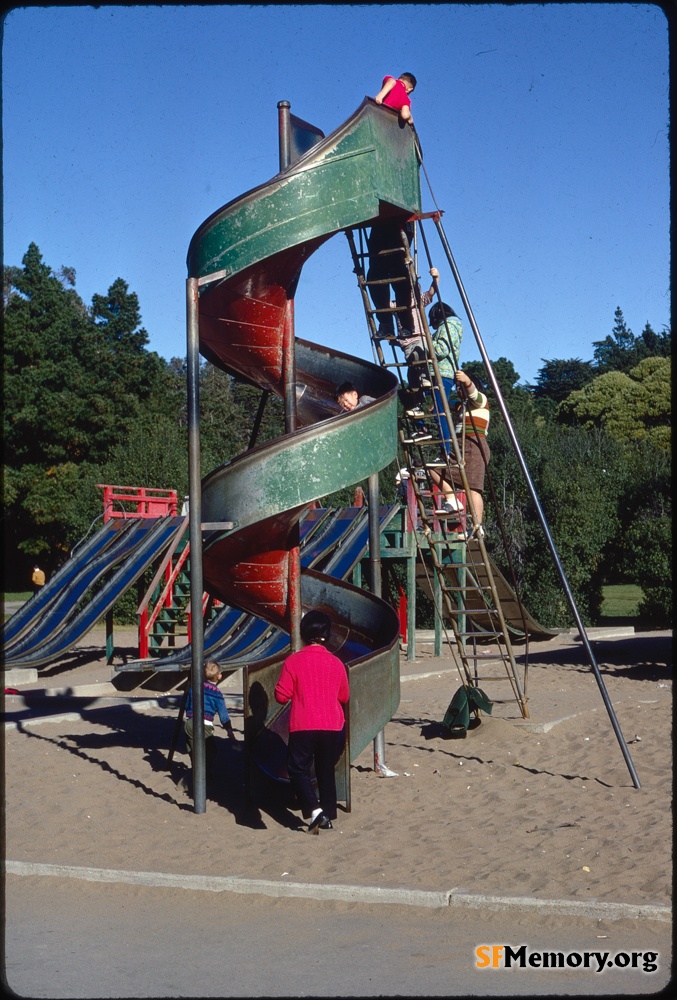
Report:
2,3,670,386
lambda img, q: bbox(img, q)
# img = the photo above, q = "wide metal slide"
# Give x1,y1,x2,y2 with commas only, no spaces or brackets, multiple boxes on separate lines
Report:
3,517,185,669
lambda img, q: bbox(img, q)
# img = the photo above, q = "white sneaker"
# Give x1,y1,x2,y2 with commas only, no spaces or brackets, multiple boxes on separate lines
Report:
434,501,462,517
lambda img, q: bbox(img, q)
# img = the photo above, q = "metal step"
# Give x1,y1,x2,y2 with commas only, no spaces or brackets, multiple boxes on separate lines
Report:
345,222,529,720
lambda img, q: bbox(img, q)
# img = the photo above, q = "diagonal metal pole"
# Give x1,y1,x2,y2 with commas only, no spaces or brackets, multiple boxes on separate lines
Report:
432,215,640,789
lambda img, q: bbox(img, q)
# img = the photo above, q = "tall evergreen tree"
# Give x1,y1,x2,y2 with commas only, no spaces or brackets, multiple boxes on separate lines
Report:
2,244,167,581
531,358,596,402
590,306,670,374
592,306,635,372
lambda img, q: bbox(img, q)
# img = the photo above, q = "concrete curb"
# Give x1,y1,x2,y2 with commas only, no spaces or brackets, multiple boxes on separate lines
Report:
4,861,670,923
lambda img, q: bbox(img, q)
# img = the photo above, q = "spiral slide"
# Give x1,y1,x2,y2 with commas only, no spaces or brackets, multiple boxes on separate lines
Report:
187,99,421,779
118,503,398,672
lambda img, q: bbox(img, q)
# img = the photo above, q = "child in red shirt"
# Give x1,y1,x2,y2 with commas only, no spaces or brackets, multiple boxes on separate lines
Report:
374,72,417,122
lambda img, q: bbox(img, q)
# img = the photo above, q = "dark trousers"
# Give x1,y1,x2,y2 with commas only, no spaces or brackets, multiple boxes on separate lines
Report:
367,220,416,335
287,729,345,820
367,256,414,335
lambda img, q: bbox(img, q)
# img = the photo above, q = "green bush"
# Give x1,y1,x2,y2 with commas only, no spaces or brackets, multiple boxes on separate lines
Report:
624,516,672,626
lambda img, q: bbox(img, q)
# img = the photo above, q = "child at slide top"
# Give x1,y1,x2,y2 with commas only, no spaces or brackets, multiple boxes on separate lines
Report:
374,72,417,122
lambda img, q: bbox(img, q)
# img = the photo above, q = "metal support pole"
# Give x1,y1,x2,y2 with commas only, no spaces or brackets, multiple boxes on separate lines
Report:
289,520,302,653
248,390,270,451
406,529,417,661
433,541,442,657
282,297,301,651
369,473,393,775
279,97,301,650
282,301,297,435
368,474,382,601
433,216,641,789
278,100,291,171
105,609,114,664
186,276,206,813
405,477,417,661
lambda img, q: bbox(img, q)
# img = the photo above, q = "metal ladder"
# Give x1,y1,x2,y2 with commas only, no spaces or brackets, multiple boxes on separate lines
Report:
345,223,529,718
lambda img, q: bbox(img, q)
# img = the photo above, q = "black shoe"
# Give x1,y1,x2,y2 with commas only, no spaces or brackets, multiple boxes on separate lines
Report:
319,816,334,830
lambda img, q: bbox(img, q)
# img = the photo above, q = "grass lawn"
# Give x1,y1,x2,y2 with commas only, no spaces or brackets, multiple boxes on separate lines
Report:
1,585,650,629
3,592,32,621
600,583,643,620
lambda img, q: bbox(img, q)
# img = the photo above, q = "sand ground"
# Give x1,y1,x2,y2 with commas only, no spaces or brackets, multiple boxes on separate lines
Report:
3,624,671,912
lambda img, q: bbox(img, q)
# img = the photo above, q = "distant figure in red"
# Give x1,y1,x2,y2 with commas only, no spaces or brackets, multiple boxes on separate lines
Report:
374,72,417,123
274,610,349,834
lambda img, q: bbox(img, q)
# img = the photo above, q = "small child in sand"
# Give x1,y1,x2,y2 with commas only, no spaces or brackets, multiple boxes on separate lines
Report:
374,72,417,123
184,661,236,765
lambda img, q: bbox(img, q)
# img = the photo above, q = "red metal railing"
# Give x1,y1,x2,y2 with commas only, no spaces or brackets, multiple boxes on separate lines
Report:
97,484,179,522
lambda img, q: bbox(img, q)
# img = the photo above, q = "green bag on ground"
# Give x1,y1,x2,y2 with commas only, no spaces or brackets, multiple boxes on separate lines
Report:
442,685,493,735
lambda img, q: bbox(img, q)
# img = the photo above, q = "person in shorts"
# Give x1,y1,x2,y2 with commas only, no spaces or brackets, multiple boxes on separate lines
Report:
428,370,490,533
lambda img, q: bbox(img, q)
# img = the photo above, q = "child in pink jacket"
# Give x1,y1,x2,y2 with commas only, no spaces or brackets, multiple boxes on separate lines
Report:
275,610,349,833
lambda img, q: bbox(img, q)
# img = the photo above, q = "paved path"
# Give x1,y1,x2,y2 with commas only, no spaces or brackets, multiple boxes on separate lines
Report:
4,872,671,998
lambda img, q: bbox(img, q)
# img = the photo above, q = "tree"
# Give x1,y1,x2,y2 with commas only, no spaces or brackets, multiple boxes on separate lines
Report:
592,306,637,372
485,417,627,626
3,245,164,468
592,307,671,374
463,356,534,425
2,245,169,584
531,358,596,402
558,357,670,450
616,441,672,627
90,277,165,420
637,321,671,361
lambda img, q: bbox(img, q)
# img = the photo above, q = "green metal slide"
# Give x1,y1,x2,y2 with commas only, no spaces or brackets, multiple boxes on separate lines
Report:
187,99,422,777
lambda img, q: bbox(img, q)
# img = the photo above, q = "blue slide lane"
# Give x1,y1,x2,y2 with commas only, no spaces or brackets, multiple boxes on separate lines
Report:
4,517,185,669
